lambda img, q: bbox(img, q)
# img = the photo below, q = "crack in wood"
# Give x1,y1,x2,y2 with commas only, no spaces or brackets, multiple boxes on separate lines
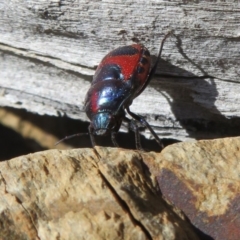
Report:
0,43,94,77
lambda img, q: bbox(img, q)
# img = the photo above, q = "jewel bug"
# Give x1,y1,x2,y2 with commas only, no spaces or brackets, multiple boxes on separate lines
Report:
57,32,172,150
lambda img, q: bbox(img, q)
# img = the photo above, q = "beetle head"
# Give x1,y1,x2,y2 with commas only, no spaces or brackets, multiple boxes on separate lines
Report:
91,112,122,136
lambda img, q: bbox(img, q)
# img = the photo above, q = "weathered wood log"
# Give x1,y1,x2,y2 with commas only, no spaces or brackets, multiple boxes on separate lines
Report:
0,0,239,142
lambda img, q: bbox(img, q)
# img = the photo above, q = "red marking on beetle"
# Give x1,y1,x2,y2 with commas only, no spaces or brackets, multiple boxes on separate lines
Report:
91,90,99,113
99,54,140,81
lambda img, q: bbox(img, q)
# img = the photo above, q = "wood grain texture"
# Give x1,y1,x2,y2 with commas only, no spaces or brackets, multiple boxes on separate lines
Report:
0,0,240,141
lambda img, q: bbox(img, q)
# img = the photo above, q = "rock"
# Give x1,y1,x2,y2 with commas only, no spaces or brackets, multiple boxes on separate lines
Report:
0,147,198,240
1,137,239,239
155,137,240,240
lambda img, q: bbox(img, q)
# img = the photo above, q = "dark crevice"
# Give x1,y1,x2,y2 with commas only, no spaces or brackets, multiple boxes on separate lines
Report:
97,170,152,240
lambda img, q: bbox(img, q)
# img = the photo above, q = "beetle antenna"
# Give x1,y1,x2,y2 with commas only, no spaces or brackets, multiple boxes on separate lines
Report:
55,132,89,146
157,30,173,60
148,30,173,79
136,31,173,97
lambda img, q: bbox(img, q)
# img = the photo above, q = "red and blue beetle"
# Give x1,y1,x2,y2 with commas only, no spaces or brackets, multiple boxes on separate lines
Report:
57,32,172,150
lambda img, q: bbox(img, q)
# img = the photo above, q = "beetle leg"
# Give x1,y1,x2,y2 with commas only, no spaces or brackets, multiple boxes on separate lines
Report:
123,116,144,150
130,120,144,151
111,131,119,147
126,107,164,150
88,125,97,147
